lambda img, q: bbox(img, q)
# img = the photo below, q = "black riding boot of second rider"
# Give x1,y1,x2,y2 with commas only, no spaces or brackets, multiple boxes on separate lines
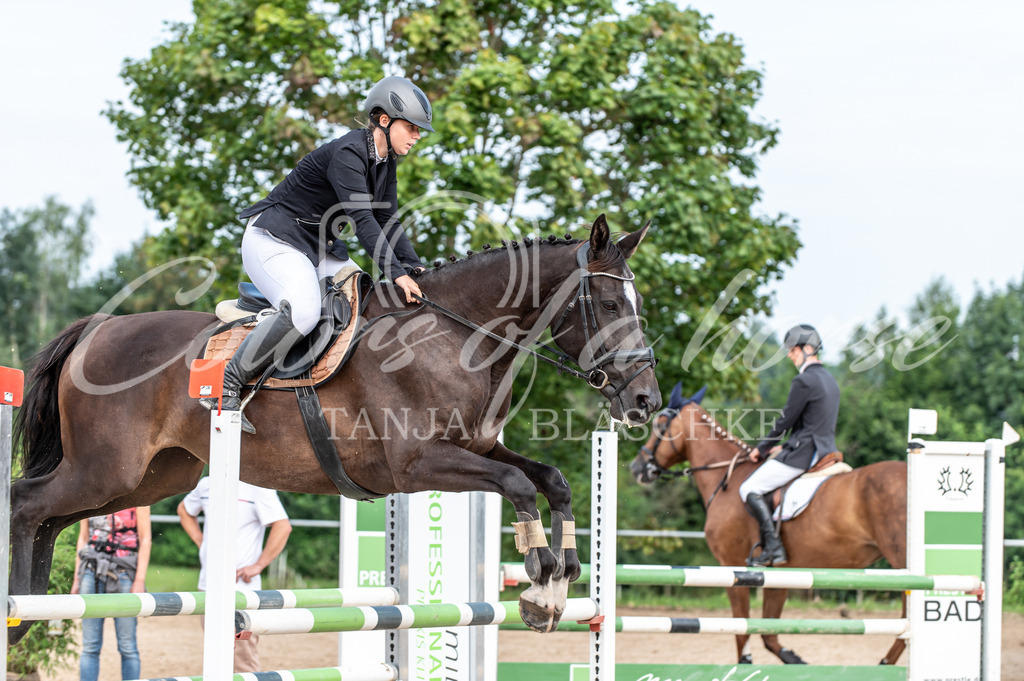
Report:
201,302,302,435
744,493,788,567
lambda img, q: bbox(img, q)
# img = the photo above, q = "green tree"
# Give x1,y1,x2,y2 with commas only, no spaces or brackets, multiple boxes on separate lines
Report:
0,198,94,368
107,0,799,393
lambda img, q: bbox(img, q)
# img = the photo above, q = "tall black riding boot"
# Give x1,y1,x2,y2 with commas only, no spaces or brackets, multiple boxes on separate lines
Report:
744,493,788,567
200,303,302,434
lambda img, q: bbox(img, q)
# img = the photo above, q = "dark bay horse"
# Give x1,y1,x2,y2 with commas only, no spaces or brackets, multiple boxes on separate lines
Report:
10,215,660,644
628,384,907,666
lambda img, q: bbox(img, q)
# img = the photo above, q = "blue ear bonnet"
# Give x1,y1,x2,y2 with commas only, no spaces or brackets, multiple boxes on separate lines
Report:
666,382,707,411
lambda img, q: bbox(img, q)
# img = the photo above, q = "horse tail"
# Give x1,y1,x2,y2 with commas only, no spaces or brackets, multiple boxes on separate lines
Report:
13,315,101,479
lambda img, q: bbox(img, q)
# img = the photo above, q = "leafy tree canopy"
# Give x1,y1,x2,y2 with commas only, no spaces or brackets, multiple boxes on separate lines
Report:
107,0,800,398
0,197,94,367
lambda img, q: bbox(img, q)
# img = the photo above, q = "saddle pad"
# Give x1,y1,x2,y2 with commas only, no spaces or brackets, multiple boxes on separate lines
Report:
773,461,853,522
203,267,364,389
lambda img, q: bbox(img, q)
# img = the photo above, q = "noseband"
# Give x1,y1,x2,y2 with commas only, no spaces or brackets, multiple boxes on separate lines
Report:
550,244,657,399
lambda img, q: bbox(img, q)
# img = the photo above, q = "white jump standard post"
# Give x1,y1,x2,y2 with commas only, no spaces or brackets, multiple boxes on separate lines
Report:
1,365,25,681
590,430,617,681
188,359,241,680
907,408,1015,681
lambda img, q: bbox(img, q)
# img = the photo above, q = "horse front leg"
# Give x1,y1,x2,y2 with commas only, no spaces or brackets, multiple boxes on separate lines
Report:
485,442,581,582
762,587,807,664
725,586,753,663
390,440,568,633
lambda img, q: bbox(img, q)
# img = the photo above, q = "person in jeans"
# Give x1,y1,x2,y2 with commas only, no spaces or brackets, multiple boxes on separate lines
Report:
71,507,152,681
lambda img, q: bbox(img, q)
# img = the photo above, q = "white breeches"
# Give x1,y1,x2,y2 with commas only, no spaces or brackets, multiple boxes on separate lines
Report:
738,458,806,502
240,217,358,336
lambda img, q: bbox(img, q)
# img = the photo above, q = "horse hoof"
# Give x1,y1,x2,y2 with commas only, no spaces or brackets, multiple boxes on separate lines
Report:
519,596,559,633
738,654,753,664
778,648,807,664
518,583,565,633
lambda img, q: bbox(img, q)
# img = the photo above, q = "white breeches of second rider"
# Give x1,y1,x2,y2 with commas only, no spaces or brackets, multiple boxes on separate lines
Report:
738,458,806,503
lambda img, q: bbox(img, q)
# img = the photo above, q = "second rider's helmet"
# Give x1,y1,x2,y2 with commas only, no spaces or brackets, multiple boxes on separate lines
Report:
782,324,823,354
364,76,434,132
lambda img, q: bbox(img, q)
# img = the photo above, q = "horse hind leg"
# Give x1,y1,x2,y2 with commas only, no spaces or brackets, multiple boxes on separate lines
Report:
725,586,754,663
8,477,68,644
880,593,907,665
762,587,807,664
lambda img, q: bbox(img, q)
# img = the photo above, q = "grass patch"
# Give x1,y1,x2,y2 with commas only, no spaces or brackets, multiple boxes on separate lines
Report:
145,565,201,593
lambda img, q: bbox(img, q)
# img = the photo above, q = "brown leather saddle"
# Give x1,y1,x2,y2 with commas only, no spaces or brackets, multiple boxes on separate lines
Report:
202,266,370,389
771,451,847,516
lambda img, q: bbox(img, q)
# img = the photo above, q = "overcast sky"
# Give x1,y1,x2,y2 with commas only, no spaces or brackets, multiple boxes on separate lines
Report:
2,1,1022,356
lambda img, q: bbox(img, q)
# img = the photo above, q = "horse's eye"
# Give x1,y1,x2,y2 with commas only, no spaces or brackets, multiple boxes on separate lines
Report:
602,301,616,312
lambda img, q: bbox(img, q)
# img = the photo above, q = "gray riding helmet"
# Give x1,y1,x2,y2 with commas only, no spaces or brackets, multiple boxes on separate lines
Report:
364,76,434,132
782,324,822,353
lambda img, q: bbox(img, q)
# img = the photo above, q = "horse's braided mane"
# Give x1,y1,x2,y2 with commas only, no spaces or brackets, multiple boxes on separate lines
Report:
692,404,754,455
416,232,628,284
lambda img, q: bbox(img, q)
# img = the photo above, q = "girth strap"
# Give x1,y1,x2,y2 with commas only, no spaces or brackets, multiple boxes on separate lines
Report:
295,383,384,502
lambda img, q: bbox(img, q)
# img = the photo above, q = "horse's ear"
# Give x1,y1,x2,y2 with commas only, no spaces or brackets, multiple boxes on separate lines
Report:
667,381,685,410
690,385,708,405
616,220,651,260
590,213,611,255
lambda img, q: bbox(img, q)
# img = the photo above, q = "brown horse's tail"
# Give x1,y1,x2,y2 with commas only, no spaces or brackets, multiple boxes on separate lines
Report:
13,315,102,479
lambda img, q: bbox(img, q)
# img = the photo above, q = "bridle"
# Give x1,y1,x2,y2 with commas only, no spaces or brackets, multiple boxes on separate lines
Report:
635,405,756,508
635,408,688,481
549,243,657,400
413,241,656,399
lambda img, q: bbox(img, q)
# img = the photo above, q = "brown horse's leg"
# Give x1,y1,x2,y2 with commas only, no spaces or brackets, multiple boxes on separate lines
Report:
880,593,907,664
761,587,807,664
485,443,582,583
725,586,754,663
8,475,76,644
393,439,565,633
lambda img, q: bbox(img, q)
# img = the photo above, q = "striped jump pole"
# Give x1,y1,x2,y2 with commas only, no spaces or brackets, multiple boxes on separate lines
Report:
500,562,982,592
499,616,908,636
237,598,598,636
139,662,398,681
7,587,399,622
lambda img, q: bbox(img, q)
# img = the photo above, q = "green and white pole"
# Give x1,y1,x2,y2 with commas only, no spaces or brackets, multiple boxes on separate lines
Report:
237,599,598,636
8,587,400,621
499,562,981,591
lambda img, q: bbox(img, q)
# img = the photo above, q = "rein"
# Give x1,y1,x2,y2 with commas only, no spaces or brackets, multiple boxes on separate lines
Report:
409,242,656,397
411,293,598,386
637,406,754,509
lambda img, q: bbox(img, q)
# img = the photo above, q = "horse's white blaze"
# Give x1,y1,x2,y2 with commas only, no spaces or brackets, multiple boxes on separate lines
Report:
622,278,640,322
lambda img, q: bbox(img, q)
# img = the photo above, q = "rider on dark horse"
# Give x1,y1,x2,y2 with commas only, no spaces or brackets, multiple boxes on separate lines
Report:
740,324,841,567
200,75,433,433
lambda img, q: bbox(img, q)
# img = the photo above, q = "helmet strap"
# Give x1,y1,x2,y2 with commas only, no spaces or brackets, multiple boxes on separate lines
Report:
373,114,398,160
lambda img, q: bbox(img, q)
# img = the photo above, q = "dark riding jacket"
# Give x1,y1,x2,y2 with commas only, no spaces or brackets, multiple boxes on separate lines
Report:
756,362,840,470
239,128,424,282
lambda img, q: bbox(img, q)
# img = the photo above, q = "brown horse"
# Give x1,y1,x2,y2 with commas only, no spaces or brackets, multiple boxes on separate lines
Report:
628,383,907,666
9,215,660,644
